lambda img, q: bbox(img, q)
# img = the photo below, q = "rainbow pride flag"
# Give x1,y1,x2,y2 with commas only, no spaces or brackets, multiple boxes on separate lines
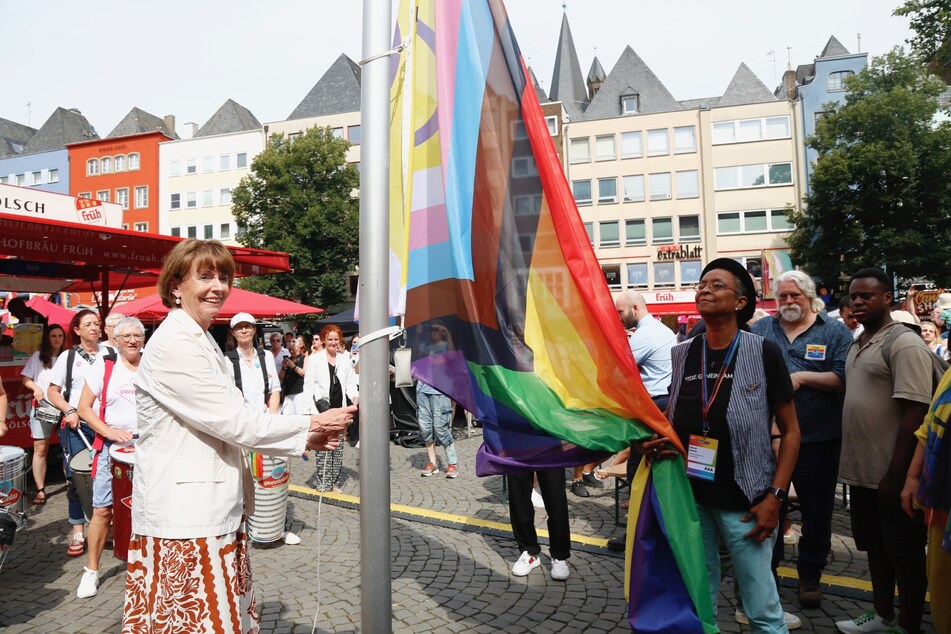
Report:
389,3,716,630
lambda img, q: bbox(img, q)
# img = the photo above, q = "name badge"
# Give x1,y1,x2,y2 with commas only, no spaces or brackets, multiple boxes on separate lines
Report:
804,344,827,361
686,434,718,481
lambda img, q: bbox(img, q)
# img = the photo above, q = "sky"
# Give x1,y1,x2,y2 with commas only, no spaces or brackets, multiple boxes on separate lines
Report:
0,0,914,135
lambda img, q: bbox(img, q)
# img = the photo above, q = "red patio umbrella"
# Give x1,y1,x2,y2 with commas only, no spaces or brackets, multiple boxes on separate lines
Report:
25,296,76,327
114,287,324,322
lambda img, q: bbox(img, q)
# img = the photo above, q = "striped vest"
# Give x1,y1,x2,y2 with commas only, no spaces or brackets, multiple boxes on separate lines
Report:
668,331,776,504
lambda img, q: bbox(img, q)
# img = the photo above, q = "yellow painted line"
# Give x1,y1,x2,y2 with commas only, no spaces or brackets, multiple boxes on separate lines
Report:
289,484,608,547
776,566,870,592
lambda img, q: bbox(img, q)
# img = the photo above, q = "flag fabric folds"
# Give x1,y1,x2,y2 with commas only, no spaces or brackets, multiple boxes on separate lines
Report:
389,1,716,630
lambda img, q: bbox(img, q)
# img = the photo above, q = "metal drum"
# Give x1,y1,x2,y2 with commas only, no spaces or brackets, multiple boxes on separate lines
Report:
0,447,27,524
34,399,61,428
109,443,136,561
68,449,94,523
246,452,290,543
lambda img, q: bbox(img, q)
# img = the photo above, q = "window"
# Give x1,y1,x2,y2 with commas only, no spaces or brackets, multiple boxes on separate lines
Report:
545,116,558,136
204,224,214,239
170,193,181,210
331,127,344,139
770,209,793,231
171,227,181,237
649,172,672,200
348,125,362,145
220,188,232,205
170,160,181,177
716,209,793,234
620,131,642,158
713,116,791,144
597,177,618,204
765,116,790,139
654,262,675,288
78,192,91,199
647,129,669,156
287,132,302,142
134,222,148,232
621,94,639,114
31,171,42,185
15,173,24,186
186,158,197,174
769,163,792,185
603,264,622,290
572,179,592,206
116,188,129,210
512,157,533,177
48,169,58,183
652,217,673,244
828,70,854,91
236,153,248,168
622,175,645,202
87,159,99,175
745,210,768,232
186,226,197,239
203,156,213,172
745,257,763,279
584,222,594,246
202,190,213,207
738,119,761,142
96,190,110,202
128,153,140,170
627,263,648,288
134,186,148,208
220,223,231,240
595,135,616,160
717,212,742,234
569,138,590,163
114,155,125,172
714,163,793,190
220,154,231,170
712,121,735,144
625,219,646,246
676,170,699,198
679,216,700,242
515,195,542,215
680,261,702,286
121,223,128,230
599,221,620,248
673,126,696,153
101,157,112,173
186,192,197,208
512,121,527,140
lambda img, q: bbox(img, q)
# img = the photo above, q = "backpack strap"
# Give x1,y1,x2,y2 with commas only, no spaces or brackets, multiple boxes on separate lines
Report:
98,351,119,424
226,349,242,393
257,349,269,405
62,346,77,403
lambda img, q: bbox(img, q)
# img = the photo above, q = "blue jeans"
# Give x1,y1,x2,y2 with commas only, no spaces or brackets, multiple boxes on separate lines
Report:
62,423,94,525
416,391,456,465
697,505,786,633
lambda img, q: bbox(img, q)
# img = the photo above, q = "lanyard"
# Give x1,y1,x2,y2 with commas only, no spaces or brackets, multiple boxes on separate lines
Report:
700,331,741,435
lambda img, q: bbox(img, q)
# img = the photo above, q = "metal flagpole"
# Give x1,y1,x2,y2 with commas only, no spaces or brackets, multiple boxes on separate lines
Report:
359,0,393,631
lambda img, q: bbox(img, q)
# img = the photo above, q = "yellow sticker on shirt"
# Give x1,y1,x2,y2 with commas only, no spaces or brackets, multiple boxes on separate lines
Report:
804,344,826,361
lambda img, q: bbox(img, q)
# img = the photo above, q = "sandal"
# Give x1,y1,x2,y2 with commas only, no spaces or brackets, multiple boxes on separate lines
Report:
66,533,85,557
32,488,47,505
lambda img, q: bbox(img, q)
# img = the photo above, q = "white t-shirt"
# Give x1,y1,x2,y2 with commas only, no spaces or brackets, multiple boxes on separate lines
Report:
226,348,280,412
48,344,111,408
84,356,139,434
20,350,60,399
272,346,291,369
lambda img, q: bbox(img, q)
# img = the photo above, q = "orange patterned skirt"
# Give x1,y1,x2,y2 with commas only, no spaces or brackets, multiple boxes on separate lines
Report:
121,524,259,634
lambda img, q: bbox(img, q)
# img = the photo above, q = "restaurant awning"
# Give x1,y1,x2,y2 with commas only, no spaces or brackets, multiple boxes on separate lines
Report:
115,287,324,322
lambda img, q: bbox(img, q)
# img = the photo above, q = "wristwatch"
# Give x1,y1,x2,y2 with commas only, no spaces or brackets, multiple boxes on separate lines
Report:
767,487,788,503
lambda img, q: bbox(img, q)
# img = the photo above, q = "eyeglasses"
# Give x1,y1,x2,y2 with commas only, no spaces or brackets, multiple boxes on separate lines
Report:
694,281,742,294
118,334,144,342
233,324,255,331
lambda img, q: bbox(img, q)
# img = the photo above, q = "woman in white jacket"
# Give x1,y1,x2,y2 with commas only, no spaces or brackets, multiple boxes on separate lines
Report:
303,324,359,491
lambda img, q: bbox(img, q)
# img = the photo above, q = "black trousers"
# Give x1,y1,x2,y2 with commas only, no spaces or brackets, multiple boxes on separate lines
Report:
507,468,571,560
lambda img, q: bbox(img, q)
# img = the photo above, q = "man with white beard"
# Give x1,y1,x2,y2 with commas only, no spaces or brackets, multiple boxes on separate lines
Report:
752,270,854,610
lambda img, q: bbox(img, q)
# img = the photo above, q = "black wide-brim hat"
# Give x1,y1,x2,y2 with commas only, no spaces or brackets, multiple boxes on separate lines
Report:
700,258,757,325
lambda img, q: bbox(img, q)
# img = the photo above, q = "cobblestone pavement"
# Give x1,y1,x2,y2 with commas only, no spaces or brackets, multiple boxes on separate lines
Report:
0,422,936,633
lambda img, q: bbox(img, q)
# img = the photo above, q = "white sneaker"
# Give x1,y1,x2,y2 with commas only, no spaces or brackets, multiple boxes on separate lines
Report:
735,609,802,630
550,558,570,580
76,567,99,599
531,487,545,509
283,531,301,545
511,550,541,576
835,609,895,633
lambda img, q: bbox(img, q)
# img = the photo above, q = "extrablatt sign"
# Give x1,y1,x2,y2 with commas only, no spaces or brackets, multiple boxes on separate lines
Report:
0,183,122,228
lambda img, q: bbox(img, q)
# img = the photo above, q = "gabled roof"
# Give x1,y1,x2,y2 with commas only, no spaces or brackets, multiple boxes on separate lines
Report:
0,117,36,158
548,13,588,116
819,35,851,58
107,107,178,139
195,99,261,138
528,67,548,103
581,46,682,120
289,54,362,120
679,96,721,110
23,107,98,154
718,63,777,107
587,57,606,84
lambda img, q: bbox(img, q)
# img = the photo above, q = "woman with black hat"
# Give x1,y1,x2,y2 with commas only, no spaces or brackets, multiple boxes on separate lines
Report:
634,258,800,633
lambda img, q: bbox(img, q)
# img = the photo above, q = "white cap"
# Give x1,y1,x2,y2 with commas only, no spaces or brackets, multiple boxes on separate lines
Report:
230,312,256,329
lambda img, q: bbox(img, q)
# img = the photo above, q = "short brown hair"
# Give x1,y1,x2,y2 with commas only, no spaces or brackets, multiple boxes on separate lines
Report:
157,239,235,308
319,324,344,344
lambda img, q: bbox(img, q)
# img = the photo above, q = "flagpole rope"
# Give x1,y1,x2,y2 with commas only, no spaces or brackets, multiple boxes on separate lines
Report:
358,37,410,67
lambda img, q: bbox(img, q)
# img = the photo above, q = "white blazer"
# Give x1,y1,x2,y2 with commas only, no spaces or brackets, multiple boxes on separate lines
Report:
302,349,359,414
132,309,308,539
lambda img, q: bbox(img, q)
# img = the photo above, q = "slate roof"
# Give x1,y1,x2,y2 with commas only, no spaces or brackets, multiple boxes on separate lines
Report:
587,57,606,84
289,54,362,120
548,13,588,116
528,67,548,102
580,46,682,120
107,107,178,139
819,35,851,58
23,107,99,154
717,63,777,107
679,96,722,110
0,117,36,158
195,99,261,137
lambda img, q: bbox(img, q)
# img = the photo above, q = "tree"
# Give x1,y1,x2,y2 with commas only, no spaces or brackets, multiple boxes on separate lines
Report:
895,0,951,82
786,49,951,287
232,127,359,308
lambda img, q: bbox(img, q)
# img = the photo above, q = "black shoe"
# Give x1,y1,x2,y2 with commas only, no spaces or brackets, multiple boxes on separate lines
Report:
607,534,626,552
798,582,822,608
582,472,604,489
570,479,589,497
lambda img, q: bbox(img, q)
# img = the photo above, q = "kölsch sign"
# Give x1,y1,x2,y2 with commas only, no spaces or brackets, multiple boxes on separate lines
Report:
0,183,122,228
657,244,702,260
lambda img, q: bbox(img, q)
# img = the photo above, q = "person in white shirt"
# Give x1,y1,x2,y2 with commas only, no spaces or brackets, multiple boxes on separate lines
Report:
269,332,291,385
20,323,66,505
121,239,354,633
74,316,143,599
